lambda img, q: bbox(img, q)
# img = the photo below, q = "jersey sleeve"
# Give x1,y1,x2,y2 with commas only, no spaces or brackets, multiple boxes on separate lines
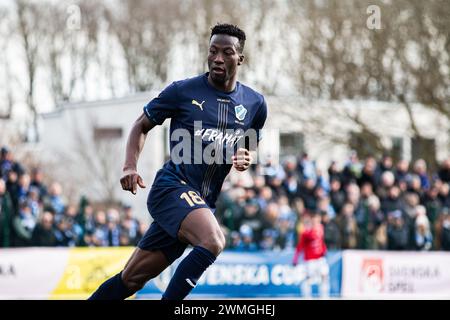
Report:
247,98,267,151
143,82,179,125
252,98,267,141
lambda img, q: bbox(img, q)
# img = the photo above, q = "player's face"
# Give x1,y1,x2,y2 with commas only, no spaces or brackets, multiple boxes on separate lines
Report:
208,34,243,84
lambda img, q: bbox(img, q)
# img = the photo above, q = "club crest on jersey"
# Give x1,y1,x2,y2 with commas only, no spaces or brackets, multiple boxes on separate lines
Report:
234,104,247,121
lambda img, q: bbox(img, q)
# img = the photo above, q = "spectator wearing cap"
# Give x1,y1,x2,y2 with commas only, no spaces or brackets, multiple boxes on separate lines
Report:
387,210,410,250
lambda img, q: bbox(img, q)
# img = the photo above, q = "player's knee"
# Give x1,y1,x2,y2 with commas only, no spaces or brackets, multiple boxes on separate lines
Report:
121,272,146,292
199,231,225,256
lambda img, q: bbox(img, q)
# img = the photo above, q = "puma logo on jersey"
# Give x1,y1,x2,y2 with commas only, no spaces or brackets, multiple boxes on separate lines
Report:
192,99,205,111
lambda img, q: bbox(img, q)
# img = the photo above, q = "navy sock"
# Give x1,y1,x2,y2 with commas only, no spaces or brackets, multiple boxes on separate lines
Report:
88,271,134,300
162,246,216,300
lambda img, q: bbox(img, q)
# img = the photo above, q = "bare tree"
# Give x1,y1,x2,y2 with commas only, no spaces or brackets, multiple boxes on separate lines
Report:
70,115,123,204
0,7,14,119
15,0,46,141
103,0,182,92
286,0,449,160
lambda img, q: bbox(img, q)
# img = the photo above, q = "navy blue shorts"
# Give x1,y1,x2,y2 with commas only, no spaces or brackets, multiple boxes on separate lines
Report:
137,180,211,264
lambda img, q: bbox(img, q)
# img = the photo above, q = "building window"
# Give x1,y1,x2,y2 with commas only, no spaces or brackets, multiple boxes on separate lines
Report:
390,137,403,162
280,132,304,159
349,131,384,159
93,127,123,141
411,137,437,172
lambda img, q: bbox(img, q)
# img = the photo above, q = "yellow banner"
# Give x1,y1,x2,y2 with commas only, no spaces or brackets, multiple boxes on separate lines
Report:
50,247,134,299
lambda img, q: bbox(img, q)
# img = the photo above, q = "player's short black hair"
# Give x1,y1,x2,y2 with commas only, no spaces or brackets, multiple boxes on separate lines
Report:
210,23,246,53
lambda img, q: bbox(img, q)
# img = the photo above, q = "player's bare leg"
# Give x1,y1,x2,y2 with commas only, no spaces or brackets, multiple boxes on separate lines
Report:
121,248,170,292
161,207,225,300
177,208,226,256
88,248,169,300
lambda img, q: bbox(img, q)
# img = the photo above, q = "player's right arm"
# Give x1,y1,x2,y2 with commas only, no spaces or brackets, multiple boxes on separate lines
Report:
120,113,156,194
122,81,178,194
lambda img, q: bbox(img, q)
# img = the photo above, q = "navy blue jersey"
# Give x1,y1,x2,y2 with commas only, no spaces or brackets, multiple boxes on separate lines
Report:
143,73,267,208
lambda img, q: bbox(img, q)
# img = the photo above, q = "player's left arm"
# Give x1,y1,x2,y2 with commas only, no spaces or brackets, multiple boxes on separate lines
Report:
232,98,268,172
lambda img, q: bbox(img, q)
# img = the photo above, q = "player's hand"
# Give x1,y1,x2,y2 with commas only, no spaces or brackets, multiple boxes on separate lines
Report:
232,148,252,171
120,169,146,195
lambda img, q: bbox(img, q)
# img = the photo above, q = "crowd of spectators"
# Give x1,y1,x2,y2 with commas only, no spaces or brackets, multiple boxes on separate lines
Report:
0,146,147,248
2,145,450,252
216,152,450,252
